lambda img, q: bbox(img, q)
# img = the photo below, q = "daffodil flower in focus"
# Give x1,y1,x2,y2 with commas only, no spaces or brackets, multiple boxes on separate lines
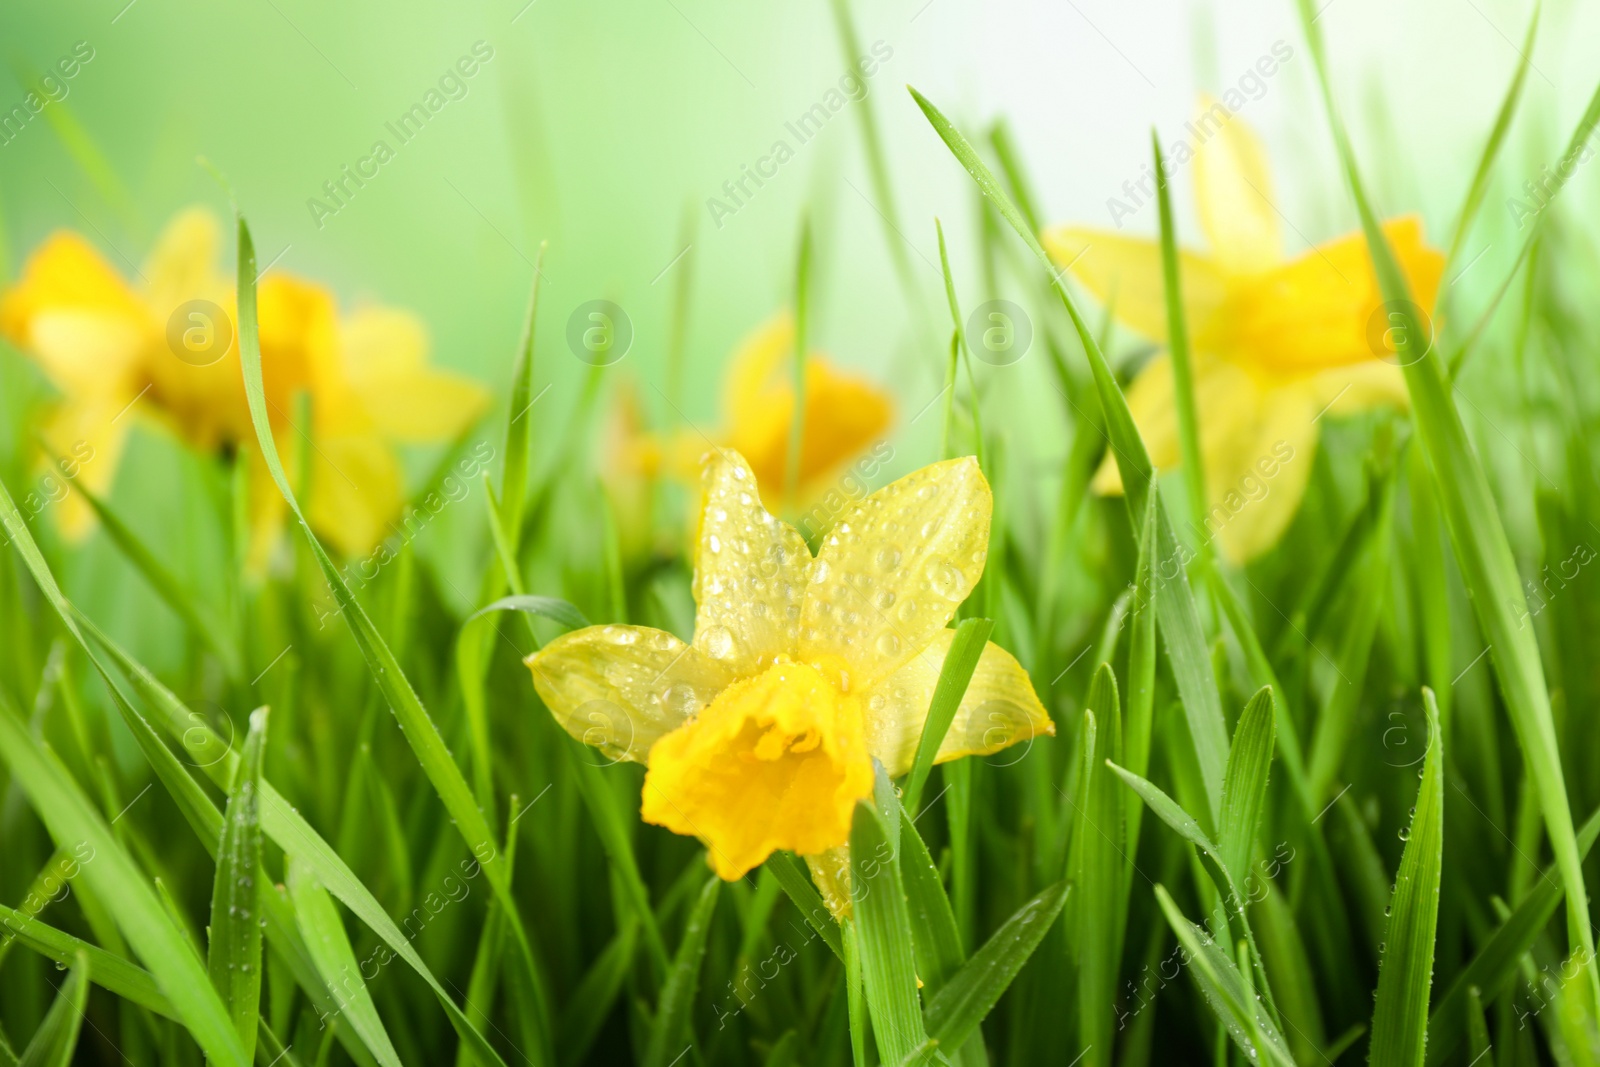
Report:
1042,100,1445,561
1,207,489,564
614,313,894,511
527,448,1052,915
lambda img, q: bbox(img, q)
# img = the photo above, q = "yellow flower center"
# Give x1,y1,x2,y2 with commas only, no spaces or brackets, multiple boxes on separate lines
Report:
640,659,874,880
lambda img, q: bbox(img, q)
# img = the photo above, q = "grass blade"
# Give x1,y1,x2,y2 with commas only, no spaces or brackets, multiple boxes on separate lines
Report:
1151,132,1206,540
0,907,174,1019
644,875,720,1067
915,879,1070,1058
766,852,843,961
1427,806,1600,1065
207,707,267,1062
1218,688,1275,885
1068,666,1123,1067
231,208,554,1063
18,950,88,1067
1151,886,1295,1067
850,791,926,1065
904,617,992,813
287,857,404,1067
1368,689,1444,1067
1292,0,1600,1007
502,244,547,542
911,85,1231,823
557,922,638,1066
1443,3,1538,270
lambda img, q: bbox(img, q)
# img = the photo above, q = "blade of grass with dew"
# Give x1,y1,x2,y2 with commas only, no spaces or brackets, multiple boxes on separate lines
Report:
0,906,174,1019
850,791,926,1065
911,85,1231,823
785,216,812,505
1151,886,1296,1067
1427,805,1600,1066
74,480,241,680
1152,132,1207,543
1442,2,1539,272
231,209,556,1063
1069,665,1124,1067
287,857,404,1067
765,852,843,961
644,875,720,1067
1292,1,1600,1007
0,484,249,1064
1218,688,1275,887
17,949,88,1067
911,879,1071,1060
1106,758,1280,1027
207,707,267,1062
903,617,991,813
1368,689,1444,1067
72,608,511,1067
0,704,248,1065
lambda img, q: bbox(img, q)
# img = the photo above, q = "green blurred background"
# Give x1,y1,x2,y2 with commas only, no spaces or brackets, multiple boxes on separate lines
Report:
1,0,1596,671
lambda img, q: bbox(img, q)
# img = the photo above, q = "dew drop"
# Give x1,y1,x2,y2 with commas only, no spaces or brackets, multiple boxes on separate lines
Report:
876,632,902,657
927,560,967,601
876,546,903,572
703,626,736,660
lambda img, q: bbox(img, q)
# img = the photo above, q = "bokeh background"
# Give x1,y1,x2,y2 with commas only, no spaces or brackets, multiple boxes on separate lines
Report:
1,0,1595,668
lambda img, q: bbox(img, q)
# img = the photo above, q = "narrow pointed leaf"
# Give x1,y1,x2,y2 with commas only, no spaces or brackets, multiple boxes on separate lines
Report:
207,707,268,1061
644,875,720,1067
18,950,89,1067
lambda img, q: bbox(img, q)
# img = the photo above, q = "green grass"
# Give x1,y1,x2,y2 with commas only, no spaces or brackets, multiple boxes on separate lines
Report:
2,5,1600,1065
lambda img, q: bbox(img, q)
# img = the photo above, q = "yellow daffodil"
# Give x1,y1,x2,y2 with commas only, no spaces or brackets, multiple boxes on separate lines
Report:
527,448,1052,913
1042,102,1445,561
615,313,894,510
1,207,489,563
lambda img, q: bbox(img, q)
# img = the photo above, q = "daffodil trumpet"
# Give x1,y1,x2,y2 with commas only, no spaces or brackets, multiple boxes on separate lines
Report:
527,448,1052,916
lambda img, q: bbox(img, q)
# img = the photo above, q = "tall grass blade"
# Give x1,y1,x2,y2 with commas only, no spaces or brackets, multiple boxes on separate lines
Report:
286,858,404,1067
904,617,991,813
644,875,720,1067
914,879,1070,1059
1292,0,1600,1006
1068,667,1123,1067
17,950,88,1067
1368,689,1444,1067
231,209,555,1062
1218,688,1275,885
1152,132,1207,541
0,907,174,1019
207,707,267,1061
850,790,926,1065
908,86,1229,825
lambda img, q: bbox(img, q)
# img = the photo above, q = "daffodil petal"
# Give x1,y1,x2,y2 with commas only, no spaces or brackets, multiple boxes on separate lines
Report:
1191,373,1320,563
804,844,854,920
1192,98,1281,273
0,231,147,340
691,448,813,675
1090,353,1182,496
726,357,894,503
304,434,403,559
721,313,793,415
859,631,1053,777
526,625,735,764
1310,360,1410,416
142,207,226,314
1040,226,1228,346
1222,216,1445,375
799,457,991,690
41,395,133,542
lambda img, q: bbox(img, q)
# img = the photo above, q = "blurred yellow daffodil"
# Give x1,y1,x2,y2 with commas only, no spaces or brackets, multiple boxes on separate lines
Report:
527,447,1051,912
1042,102,1444,561
613,313,894,511
1,207,488,563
